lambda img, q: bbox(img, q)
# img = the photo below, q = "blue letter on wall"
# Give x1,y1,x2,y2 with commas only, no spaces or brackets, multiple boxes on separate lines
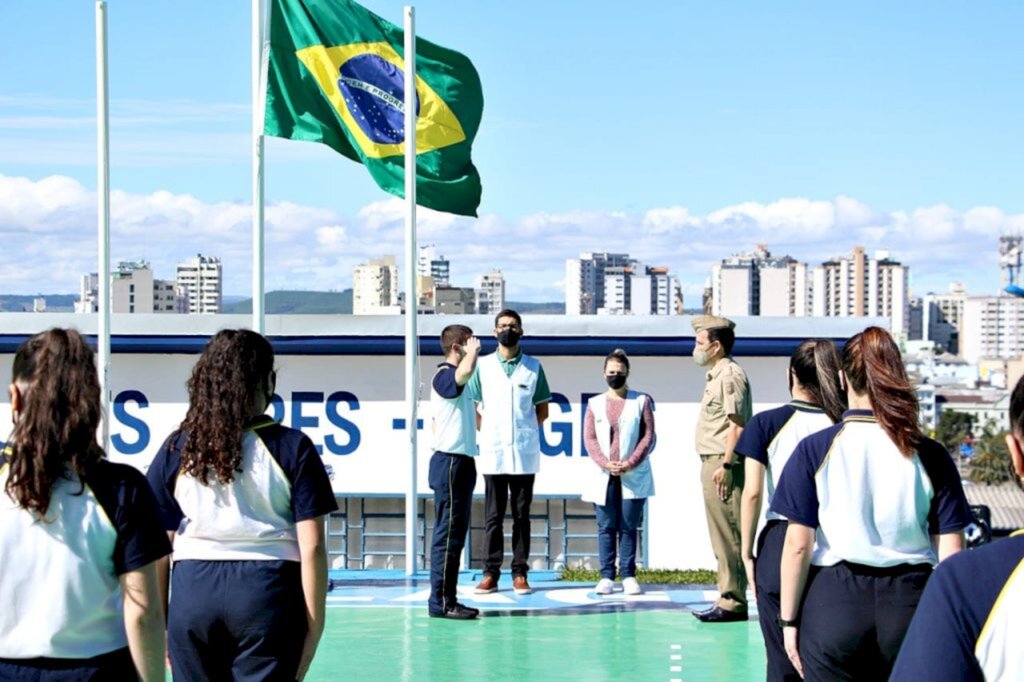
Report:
324,391,361,455
292,392,324,454
541,392,572,456
112,390,150,455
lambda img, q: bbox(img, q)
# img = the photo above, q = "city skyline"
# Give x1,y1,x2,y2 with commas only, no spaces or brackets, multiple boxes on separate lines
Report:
2,2,1023,301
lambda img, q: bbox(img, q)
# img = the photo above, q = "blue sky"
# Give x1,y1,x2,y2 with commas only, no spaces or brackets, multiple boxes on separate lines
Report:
1,0,1022,300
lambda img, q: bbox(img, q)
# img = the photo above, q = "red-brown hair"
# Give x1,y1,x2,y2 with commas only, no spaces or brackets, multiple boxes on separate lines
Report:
842,327,921,456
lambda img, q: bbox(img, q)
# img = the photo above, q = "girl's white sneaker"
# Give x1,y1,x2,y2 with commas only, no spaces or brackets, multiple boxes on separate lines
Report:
622,577,642,595
595,578,614,595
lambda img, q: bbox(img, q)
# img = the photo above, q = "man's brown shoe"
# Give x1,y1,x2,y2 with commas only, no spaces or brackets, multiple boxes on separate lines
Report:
474,575,498,594
513,575,533,595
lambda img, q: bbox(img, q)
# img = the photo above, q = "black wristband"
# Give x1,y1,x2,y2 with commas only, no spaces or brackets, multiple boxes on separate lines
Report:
722,461,734,470
778,617,799,628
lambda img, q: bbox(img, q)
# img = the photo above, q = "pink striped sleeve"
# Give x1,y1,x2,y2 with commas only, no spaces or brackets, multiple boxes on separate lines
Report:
625,397,655,468
583,405,608,468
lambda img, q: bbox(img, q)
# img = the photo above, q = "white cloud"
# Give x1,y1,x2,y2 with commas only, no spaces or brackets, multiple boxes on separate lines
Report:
1,174,1020,303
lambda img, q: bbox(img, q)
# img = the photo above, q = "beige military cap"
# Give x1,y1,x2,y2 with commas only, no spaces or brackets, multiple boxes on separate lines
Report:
691,315,736,332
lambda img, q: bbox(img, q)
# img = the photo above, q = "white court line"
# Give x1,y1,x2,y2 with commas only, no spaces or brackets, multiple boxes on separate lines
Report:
670,654,681,661
670,644,681,650
670,665,682,672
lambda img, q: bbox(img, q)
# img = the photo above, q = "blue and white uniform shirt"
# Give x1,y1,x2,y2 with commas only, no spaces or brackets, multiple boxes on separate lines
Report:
147,417,338,563
891,531,1024,681
770,409,971,567
0,449,172,659
734,400,833,522
431,362,477,457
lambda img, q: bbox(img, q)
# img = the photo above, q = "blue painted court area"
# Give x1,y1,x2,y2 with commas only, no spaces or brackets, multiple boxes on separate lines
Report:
307,572,766,681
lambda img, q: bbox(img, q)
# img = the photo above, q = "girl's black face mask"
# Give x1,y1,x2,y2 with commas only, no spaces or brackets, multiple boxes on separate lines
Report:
605,374,626,389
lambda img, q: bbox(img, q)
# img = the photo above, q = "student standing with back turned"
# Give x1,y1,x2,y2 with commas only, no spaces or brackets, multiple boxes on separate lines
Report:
428,324,482,620
147,330,337,681
735,339,845,681
0,329,169,681
772,326,971,681
470,309,552,596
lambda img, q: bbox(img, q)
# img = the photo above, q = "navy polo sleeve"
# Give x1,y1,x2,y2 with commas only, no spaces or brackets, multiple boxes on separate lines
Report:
89,461,173,574
432,363,463,399
734,412,771,465
145,431,186,532
918,437,972,534
769,429,834,528
259,426,339,522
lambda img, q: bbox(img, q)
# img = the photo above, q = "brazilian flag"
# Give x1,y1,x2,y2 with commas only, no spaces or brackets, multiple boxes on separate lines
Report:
265,0,483,217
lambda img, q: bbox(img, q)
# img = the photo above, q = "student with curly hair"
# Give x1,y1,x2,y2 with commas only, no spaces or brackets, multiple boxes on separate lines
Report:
147,329,337,681
0,329,169,681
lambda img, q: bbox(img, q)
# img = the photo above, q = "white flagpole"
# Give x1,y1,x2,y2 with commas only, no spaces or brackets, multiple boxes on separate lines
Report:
95,1,111,451
403,5,419,577
252,0,266,333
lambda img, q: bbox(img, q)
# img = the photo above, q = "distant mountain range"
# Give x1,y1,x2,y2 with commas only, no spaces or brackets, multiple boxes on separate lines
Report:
0,291,565,315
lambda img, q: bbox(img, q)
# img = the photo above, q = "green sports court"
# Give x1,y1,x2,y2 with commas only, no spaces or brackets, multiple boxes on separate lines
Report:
305,573,765,681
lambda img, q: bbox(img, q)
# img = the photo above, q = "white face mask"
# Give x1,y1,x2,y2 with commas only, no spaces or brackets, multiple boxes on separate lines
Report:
693,348,710,366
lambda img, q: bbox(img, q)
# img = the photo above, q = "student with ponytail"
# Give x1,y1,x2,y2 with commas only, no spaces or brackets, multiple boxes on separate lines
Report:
0,329,169,681
772,327,972,681
147,330,337,681
736,339,845,681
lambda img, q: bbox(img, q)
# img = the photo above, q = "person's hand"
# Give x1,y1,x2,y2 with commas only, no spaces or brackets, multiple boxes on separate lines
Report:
783,626,804,679
712,466,733,501
603,461,619,474
463,336,481,356
618,461,631,474
743,555,756,601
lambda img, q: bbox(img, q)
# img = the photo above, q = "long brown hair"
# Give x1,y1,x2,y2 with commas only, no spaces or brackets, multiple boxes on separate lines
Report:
842,327,921,456
790,339,846,423
178,329,275,485
4,328,104,515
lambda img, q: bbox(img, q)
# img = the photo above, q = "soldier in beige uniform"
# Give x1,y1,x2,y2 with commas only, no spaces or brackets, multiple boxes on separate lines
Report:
691,315,753,623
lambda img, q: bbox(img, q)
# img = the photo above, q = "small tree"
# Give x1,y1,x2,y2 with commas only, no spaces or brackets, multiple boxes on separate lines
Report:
968,424,1013,485
935,410,976,456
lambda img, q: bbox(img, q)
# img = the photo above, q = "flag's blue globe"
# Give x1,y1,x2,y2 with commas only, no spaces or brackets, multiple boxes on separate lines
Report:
337,54,420,145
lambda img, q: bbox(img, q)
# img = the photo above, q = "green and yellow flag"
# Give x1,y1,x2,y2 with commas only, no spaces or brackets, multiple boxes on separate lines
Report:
264,0,483,216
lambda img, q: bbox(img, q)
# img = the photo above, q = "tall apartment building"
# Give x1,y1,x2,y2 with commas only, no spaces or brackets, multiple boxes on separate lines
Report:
960,295,1024,365
565,252,631,315
598,264,682,316
922,282,966,353
475,269,505,316
567,252,680,316
811,247,909,337
353,255,400,315
176,254,222,314
435,286,476,314
417,245,450,286
711,245,809,317
75,261,187,314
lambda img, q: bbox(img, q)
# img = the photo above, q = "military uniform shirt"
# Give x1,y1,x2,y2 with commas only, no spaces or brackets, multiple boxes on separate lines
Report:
696,357,752,455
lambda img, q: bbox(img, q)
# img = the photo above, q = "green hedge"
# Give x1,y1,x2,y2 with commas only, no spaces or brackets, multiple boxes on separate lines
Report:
559,567,717,584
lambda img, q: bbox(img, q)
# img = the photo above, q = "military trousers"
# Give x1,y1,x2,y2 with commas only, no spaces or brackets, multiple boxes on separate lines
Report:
699,453,747,612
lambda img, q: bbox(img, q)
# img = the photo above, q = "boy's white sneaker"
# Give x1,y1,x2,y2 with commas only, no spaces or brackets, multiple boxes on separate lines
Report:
622,577,642,595
595,578,614,595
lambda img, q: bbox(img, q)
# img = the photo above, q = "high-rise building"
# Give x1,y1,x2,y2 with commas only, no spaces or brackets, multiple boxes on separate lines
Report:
960,295,1024,365
565,252,631,315
710,245,808,317
475,269,505,316
75,260,188,314
811,247,909,337
417,245,450,286
567,252,680,316
176,254,222,314
922,282,966,354
353,255,400,315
